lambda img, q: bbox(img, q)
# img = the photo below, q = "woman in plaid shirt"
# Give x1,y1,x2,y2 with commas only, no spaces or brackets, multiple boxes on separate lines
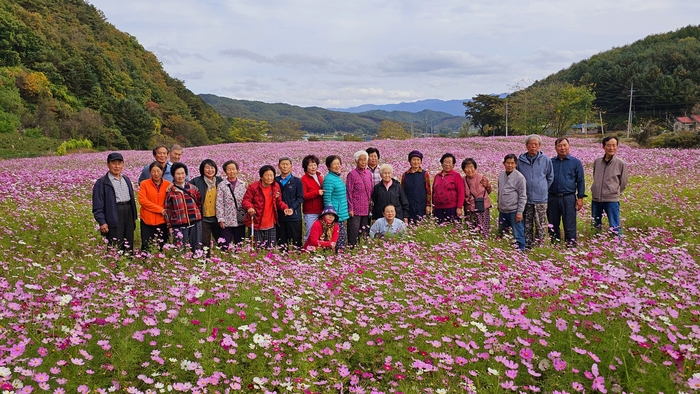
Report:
164,163,203,252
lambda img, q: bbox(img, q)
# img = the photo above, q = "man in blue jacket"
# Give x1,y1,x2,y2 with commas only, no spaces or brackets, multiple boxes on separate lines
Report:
92,152,137,253
548,138,586,246
275,157,305,251
517,135,554,250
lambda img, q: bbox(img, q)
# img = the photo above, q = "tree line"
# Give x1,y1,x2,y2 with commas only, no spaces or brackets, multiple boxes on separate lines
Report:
0,0,225,151
463,25,700,141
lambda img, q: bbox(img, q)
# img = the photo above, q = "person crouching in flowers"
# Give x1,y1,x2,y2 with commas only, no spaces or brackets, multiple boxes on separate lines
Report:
303,205,339,252
369,204,407,239
164,163,203,252
242,165,292,249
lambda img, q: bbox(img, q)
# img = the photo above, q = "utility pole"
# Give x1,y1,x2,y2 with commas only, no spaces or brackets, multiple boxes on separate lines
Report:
627,83,634,139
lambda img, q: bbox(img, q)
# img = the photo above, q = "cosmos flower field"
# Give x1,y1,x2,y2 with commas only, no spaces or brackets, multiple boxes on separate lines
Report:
1,137,700,393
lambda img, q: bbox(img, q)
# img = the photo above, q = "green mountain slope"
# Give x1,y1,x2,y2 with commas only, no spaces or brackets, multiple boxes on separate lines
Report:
199,94,463,136
540,25,700,127
0,0,226,150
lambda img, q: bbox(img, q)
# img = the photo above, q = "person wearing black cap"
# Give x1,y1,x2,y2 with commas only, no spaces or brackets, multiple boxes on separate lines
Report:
92,152,137,253
401,150,432,222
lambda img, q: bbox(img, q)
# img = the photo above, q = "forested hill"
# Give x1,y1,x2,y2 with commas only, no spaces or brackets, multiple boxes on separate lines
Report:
199,94,463,136
540,25,700,125
0,0,226,150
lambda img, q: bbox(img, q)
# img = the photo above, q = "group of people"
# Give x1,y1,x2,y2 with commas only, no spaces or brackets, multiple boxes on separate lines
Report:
91,135,628,254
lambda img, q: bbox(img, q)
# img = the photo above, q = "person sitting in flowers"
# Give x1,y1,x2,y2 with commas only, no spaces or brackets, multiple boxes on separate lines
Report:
369,204,407,239
302,205,340,252
242,165,292,249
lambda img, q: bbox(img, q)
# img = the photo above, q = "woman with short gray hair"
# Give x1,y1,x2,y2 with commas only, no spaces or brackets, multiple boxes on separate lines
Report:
371,164,410,221
345,150,373,246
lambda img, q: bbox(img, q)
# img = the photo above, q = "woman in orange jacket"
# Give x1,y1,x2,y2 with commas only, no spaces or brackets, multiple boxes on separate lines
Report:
138,162,171,251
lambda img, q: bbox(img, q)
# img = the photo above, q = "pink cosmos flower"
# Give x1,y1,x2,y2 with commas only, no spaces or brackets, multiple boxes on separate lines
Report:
33,372,50,383
556,318,568,331
687,376,700,390
519,347,534,361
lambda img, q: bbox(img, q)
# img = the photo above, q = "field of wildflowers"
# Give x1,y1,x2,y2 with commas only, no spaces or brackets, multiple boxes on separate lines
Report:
1,137,700,393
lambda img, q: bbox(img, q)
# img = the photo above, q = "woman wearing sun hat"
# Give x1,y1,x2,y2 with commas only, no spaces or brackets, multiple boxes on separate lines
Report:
303,205,340,252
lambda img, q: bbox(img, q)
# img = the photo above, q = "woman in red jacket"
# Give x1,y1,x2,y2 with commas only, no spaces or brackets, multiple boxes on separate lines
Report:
242,165,292,249
300,155,325,242
303,205,339,252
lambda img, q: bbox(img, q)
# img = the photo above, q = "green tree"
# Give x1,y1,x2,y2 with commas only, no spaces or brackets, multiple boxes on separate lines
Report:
111,98,154,149
509,82,595,136
229,118,268,142
0,111,20,133
269,118,304,142
551,84,596,136
165,115,209,146
375,120,410,140
457,121,473,138
463,94,504,136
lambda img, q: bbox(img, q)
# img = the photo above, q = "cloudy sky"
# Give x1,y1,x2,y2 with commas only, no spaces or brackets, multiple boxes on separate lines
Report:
89,0,699,108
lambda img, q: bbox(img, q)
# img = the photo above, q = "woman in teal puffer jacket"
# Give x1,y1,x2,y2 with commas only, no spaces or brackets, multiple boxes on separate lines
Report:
322,155,349,251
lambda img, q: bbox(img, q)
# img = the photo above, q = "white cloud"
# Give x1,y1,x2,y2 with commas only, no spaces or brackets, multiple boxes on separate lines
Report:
88,0,700,107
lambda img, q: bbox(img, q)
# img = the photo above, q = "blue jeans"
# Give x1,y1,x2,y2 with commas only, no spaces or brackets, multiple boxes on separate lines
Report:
498,211,525,251
304,213,319,242
591,201,621,236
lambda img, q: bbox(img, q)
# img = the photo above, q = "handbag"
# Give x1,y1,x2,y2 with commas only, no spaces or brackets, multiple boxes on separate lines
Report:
465,177,487,213
229,184,247,223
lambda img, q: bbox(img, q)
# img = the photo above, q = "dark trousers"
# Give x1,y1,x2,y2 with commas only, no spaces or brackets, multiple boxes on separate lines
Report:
105,203,135,252
547,194,577,245
221,225,246,249
173,221,202,252
347,215,370,246
254,227,277,249
140,221,168,251
201,219,221,253
276,221,302,251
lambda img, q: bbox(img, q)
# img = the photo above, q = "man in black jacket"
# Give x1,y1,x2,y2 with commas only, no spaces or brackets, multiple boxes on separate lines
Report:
275,157,304,251
92,152,137,253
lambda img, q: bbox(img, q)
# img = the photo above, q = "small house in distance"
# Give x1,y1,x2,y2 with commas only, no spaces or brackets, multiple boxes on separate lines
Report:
674,116,699,132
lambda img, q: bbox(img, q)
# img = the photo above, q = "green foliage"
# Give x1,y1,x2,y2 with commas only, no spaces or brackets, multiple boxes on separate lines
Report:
375,120,411,140
269,118,304,141
228,118,268,142
342,134,363,141
0,132,60,158
56,137,92,155
110,98,153,150
464,94,505,135
457,121,475,137
632,118,662,146
0,0,226,152
648,130,700,148
509,82,596,136
0,111,20,133
544,25,700,128
23,126,42,138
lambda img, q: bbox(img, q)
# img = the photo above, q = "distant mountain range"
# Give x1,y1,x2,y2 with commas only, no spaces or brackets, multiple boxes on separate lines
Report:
200,94,465,135
329,99,469,117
